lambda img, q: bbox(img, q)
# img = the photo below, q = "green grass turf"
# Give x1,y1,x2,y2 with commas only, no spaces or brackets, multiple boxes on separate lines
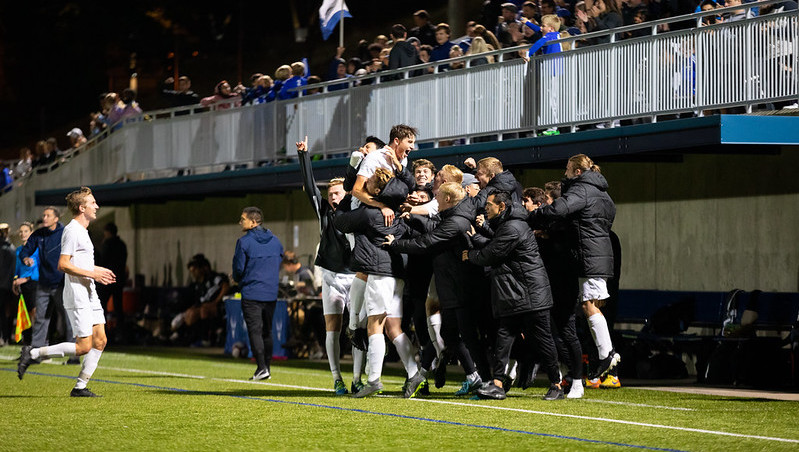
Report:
2,345,798,451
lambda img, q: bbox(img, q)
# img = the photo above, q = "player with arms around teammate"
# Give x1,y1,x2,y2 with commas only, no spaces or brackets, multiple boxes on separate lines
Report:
18,187,116,397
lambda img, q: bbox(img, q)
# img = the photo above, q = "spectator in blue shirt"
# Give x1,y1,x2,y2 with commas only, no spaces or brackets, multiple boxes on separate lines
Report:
278,62,308,100
13,222,39,345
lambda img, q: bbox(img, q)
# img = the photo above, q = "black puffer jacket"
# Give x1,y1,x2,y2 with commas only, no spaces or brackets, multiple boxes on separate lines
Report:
528,170,616,278
468,204,553,318
390,197,484,309
333,178,409,277
473,170,524,211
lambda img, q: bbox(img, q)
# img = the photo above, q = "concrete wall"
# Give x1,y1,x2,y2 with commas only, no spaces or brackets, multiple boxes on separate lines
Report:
517,146,799,292
7,146,797,293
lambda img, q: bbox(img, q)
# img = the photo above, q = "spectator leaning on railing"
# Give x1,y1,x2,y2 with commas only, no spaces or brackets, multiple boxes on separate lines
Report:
106,89,143,126
201,81,241,109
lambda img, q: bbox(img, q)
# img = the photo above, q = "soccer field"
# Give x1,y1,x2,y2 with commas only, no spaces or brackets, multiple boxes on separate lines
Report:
2,346,797,451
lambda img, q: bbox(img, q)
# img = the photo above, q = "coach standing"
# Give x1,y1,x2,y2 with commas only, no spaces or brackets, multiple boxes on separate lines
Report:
232,207,283,381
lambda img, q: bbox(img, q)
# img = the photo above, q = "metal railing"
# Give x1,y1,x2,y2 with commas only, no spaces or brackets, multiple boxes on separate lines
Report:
1,0,796,206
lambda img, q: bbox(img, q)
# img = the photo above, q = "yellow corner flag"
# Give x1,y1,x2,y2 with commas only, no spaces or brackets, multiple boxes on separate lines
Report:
14,294,32,343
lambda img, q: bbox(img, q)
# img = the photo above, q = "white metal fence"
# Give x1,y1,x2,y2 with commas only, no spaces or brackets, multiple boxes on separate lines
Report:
1,1,796,212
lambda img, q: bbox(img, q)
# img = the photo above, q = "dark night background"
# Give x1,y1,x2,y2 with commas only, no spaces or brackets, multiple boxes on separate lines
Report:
0,1,479,160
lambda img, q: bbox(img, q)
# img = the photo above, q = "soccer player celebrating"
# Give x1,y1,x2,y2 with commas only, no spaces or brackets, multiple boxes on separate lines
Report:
18,187,116,397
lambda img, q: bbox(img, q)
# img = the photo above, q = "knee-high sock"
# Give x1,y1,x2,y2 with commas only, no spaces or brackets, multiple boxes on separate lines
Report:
392,333,419,377
426,313,444,357
349,278,367,331
326,331,342,381
75,348,103,390
31,342,77,360
588,313,613,360
352,347,365,382
367,334,385,383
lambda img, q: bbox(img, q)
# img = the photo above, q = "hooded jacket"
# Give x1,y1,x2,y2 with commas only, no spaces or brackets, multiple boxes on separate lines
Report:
528,170,616,278
19,222,65,288
468,204,553,318
232,226,284,302
389,40,418,71
390,197,484,309
333,178,409,277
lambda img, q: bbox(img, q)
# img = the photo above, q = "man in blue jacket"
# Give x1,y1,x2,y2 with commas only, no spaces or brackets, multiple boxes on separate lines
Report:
18,207,73,353
232,207,284,381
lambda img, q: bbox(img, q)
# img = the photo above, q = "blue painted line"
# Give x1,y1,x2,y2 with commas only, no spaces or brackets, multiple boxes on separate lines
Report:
7,368,686,452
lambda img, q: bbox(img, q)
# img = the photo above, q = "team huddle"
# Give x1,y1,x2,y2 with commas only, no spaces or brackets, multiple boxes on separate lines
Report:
298,124,620,400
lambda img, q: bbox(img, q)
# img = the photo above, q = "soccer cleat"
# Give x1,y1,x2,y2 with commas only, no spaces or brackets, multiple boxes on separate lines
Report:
455,379,483,396
584,377,601,389
334,379,349,395
404,372,427,399
65,356,81,365
590,350,621,379
543,384,565,400
251,368,270,381
567,379,584,399
600,374,621,389
70,387,101,397
351,379,365,394
476,382,506,400
352,380,383,398
420,380,431,396
17,346,33,380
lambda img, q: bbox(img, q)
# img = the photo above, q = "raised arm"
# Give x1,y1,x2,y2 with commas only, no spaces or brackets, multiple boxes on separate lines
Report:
297,136,323,222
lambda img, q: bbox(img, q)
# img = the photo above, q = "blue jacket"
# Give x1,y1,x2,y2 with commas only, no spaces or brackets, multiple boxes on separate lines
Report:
19,223,64,288
524,22,562,56
232,226,283,302
15,246,39,281
278,75,307,100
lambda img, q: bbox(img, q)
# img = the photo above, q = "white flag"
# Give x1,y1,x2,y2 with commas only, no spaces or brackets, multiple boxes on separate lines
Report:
319,0,352,41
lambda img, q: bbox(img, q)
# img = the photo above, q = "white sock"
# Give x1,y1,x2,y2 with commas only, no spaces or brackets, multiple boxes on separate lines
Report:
326,331,342,381
392,333,419,377
75,348,102,390
508,360,518,380
352,348,365,382
348,278,367,330
588,313,613,360
367,334,385,383
427,314,444,357
33,342,77,360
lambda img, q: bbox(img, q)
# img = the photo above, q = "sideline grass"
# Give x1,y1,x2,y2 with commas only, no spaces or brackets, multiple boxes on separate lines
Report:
2,346,798,451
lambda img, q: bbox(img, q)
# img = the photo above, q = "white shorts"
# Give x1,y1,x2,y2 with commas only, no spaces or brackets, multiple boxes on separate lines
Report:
66,304,106,338
365,274,405,318
320,267,355,315
578,277,609,302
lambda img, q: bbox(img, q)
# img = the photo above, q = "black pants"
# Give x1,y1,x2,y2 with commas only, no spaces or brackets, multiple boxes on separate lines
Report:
441,305,491,380
242,299,276,372
551,297,583,380
493,310,559,385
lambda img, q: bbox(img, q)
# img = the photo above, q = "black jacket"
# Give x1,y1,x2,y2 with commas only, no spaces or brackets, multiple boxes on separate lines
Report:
390,198,484,309
528,170,616,278
298,148,352,274
468,205,553,318
333,178,408,277
389,40,418,72
473,170,524,213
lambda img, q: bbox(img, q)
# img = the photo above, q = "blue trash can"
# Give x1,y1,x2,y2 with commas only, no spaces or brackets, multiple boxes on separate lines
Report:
225,297,289,359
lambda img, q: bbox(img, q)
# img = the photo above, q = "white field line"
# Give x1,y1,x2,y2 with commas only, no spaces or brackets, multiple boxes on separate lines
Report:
6,354,796,443
412,399,799,444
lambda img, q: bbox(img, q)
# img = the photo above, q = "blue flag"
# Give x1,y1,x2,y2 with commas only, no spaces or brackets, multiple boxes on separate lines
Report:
319,0,352,41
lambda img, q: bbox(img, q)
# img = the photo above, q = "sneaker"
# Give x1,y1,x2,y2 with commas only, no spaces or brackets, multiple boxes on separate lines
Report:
17,345,33,380
350,328,369,352
65,356,81,365
500,375,513,394
584,377,601,389
251,368,270,381
455,379,483,396
567,379,584,399
600,374,621,389
560,376,573,394
476,382,506,400
351,379,365,394
70,387,101,397
543,384,565,401
334,379,348,396
590,350,621,379
352,380,383,398
404,372,427,398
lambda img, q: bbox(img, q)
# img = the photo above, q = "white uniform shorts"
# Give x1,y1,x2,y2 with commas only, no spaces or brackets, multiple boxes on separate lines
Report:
578,277,610,302
66,304,105,338
365,274,405,318
320,267,355,315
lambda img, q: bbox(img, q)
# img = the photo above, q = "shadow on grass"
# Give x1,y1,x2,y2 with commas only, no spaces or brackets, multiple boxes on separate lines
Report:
151,388,349,399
